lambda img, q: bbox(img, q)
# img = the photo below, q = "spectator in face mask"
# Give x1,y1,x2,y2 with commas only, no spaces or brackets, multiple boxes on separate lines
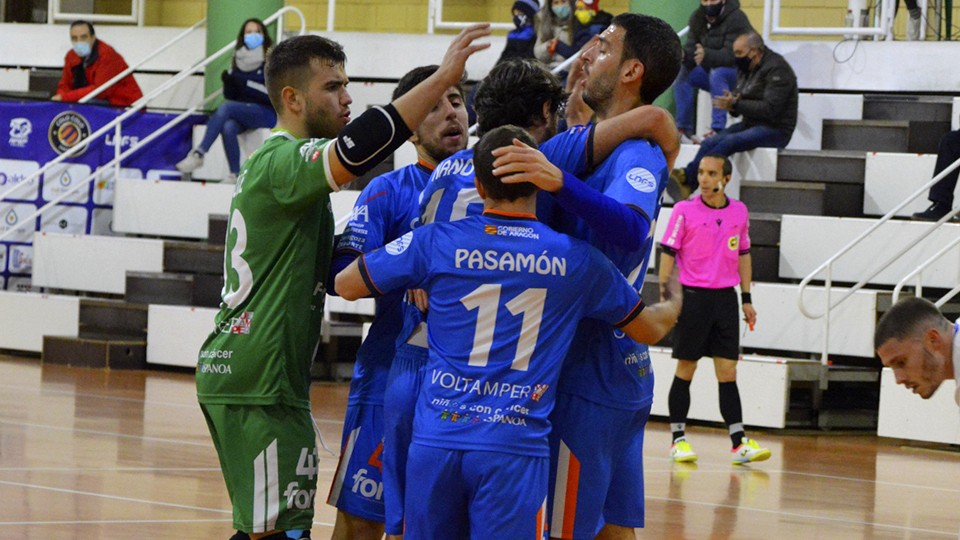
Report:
53,20,143,107
497,0,540,63
535,0,575,70
673,0,754,144
176,18,276,184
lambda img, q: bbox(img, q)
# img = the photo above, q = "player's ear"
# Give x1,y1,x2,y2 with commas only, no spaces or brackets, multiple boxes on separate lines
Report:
621,58,644,85
281,86,302,115
474,177,488,200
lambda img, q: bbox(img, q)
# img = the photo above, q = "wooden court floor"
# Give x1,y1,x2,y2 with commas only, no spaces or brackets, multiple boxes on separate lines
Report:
1,354,958,539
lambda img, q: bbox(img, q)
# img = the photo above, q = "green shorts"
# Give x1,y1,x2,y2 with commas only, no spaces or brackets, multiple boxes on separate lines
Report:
201,402,318,534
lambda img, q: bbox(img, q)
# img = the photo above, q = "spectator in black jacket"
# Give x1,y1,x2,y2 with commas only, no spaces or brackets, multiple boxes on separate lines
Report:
176,18,275,183
674,0,754,143
670,31,797,201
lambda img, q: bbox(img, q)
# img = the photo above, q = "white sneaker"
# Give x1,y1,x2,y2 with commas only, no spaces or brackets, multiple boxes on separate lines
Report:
670,439,698,463
223,173,237,184
176,150,204,173
731,437,771,464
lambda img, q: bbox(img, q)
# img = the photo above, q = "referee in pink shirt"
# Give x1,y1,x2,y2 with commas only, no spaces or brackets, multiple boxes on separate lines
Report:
658,154,771,465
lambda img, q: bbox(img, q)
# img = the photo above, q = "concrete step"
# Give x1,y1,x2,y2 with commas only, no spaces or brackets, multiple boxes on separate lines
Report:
163,242,224,275
42,335,146,370
208,214,228,245
125,271,223,308
862,95,953,122
741,180,863,218
776,150,865,184
822,119,909,153
78,298,147,339
749,212,781,246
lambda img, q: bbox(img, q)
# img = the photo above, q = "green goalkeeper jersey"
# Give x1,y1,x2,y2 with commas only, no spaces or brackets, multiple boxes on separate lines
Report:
196,130,337,410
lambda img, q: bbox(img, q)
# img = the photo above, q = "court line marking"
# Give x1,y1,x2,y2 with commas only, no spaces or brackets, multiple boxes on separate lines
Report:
0,418,213,448
0,479,231,514
647,494,957,536
0,518,337,527
0,466,335,473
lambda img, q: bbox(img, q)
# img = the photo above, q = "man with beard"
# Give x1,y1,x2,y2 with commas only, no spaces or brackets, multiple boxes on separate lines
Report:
876,297,959,404
325,65,469,540
495,13,682,540
195,27,490,540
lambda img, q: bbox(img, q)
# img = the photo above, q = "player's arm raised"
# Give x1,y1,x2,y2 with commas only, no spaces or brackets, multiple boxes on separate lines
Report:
592,105,680,170
326,24,491,187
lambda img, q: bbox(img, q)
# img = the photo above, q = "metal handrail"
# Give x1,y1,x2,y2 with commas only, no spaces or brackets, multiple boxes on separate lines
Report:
0,6,305,205
796,154,960,364
81,17,207,103
0,6,306,241
764,0,895,40
892,231,960,308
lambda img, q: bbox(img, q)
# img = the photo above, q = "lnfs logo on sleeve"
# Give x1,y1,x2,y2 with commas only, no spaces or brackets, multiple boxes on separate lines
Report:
625,167,657,193
48,112,91,155
385,231,413,255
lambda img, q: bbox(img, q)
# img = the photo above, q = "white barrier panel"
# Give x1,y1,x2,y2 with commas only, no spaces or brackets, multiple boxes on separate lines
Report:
878,367,960,445
780,215,960,287
32,233,164,294
189,127,272,182
113,178,234,239
672,145,778,203
953,97,960,131
863,152,937,217
649,347,790,429
788,93,864,151
0,291,78,352
742,282,877,358
325,295,376,317
146,304,217,368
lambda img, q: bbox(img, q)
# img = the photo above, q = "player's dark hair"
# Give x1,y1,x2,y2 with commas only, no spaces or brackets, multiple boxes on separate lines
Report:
875,296,951,350
265,34,346,112
703,153,732,177
612,13,682,104
473,58,564,137
473,125,538,201
234,18,274,52
70,20,95,36
392,65,465,101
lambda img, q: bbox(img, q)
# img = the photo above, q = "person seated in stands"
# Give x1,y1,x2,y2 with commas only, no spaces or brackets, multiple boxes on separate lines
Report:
668,31,797,203
52,20,143,107
497,0,539,63
674,0,754,143
912,128,960,221
176,18,276,184
534,0,575,71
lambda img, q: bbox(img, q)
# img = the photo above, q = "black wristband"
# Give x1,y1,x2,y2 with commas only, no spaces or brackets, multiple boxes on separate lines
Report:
741,292,752,304
334,103,413,177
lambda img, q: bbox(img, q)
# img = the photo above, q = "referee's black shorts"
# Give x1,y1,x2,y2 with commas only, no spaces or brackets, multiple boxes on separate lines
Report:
671,286,740,361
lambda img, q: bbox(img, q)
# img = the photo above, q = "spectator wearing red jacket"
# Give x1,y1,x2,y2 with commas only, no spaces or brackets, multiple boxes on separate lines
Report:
52,20,143,107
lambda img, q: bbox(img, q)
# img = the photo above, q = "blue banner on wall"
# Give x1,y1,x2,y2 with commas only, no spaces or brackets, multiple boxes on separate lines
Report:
0,101,205,291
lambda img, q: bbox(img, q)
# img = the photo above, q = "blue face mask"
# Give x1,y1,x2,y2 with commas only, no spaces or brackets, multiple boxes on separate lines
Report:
73,41,91,58
243,32,264,50
552,5,571,19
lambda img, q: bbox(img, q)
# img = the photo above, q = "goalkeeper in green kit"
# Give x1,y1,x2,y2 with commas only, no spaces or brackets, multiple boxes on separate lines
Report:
195,25,491,540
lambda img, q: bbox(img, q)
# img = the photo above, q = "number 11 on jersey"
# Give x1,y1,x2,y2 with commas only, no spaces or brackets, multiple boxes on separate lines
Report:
459,284,547,372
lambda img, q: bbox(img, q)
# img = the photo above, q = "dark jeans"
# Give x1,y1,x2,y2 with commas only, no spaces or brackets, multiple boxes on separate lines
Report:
673,65,738,132
684,123,793,188
199,100,277,174
929,129,960,206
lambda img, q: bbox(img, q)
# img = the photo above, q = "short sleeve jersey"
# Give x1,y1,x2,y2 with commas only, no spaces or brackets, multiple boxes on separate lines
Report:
196,131,338,410
360,213,644,457
553,137,669,410
660,196,751,289
335,163,432,405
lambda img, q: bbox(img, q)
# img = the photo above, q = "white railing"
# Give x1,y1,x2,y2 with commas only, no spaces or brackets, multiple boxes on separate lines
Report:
892,235,960,308
48,0,145,25
0,6,307,244
797,155,960,364
763,0,897,41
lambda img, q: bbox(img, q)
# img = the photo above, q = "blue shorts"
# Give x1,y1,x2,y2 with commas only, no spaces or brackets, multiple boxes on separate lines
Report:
548,394,651,539
326,402,384,522
405,443,549,540
381,343,428,535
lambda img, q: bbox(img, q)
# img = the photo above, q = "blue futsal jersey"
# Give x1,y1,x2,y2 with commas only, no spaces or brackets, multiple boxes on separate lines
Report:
548,134,669,410
336,163,431,405
359,212,645,457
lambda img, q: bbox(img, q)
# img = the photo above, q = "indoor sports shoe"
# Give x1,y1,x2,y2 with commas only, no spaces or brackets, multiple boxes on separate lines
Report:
176,149,204,173
731,437,771,464
670,439,698,462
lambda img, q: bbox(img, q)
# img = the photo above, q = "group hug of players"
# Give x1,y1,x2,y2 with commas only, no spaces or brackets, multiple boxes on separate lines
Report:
196,12,764,540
